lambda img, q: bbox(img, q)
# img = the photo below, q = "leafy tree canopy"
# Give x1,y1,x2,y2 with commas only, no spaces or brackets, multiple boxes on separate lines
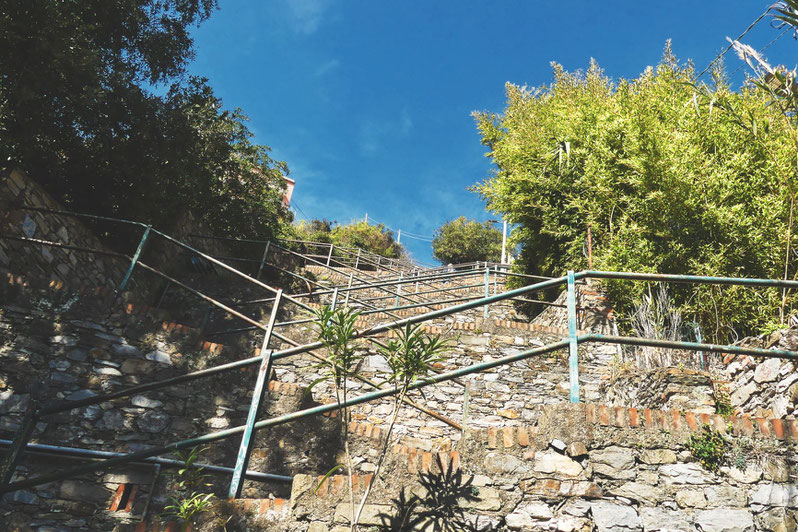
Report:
293,219,404,259
431,217,502,265
473,43,798,337
0,0,290,244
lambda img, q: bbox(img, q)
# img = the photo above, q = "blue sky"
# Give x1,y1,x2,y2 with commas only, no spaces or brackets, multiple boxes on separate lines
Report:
188,1,795,265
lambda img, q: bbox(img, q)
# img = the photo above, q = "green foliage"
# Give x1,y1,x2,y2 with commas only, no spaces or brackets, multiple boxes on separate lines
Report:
431,217,502,265
163,492,214,530
163,447,214,528
313,305,363,388
686,424,728,472
353,323,450,530
379,324,449,389
293,219,404,259
332,221,403,259
713,379,734,417
0,1,291,246
473,44,798,338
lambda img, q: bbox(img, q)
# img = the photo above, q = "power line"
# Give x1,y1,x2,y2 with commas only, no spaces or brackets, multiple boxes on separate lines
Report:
729,26,791,77
696,5,776,80
365,215,434,241
290,199,308,219
401,233,433,242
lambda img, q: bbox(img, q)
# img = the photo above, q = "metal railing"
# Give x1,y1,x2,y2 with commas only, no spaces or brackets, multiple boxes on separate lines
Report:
3,209,798,506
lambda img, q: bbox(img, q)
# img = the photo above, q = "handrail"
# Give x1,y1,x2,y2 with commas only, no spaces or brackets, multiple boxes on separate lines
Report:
6,326,798,494
5,208,798,497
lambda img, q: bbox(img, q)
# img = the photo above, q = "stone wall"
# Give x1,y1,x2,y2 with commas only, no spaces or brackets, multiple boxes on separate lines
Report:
0,169,143,296
285,402,798,532
722,327,798,419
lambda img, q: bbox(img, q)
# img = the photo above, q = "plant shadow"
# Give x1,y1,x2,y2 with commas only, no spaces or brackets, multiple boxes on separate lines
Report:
376,455,492,532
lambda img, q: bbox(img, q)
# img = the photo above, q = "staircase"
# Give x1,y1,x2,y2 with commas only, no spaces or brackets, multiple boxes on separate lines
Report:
2,228,796,531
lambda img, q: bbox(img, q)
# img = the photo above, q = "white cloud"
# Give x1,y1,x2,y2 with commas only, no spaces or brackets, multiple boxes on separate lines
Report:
314,58,340,77
357,108,414,156
285,0,333,35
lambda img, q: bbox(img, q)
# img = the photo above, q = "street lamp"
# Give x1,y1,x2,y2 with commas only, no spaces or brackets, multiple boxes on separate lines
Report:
487,219,508,264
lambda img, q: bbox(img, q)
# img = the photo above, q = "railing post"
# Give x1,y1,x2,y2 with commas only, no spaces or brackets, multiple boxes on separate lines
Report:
331,287,339,311
228,290,282,499
344,273,353,307
118,225,151,292
326,243,334,266
0,402,38,494
376,256,381,274
567,270,580,403
483,267,490,318
355,248,361,269
395,273,403,308
256,240,271,280
493,265,498,294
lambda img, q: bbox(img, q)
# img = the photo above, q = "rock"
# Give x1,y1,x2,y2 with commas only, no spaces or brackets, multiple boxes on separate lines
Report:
471,475,492,486
730,382,756,406
590,446,636,479
506,512,537,529
51,335,78,346
764,458,791,482
611,482,664,505
552,516,588,532
639,507,694,531
757,508,797,532
66,348,88,362
567,441,588,458
590,501,641,531
0,392,29,414
81,405,103,421
705,486,747,507
334,503,393,525
754,357,782,383
65,389,97,401
206,416,230,429
120,358,155,374
506,501,554,527
5,490,38,504
59,480,111,503
675,489,708,509
96,410,126,430
131,395,163,409
639,449,677,465
695,508,754,532
725,464,762,484
465,487,502,511
137,410,169,433
659,463,711,485
484,452,525,475
750,483,798,508
112,343,141,357
144,350,172,365
534,450,584,477
563,499,591,517
93,366,122,377
49,360,71,371
550,439,567,452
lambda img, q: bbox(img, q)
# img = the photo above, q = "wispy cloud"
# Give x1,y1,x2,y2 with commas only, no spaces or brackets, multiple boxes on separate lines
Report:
358,108,414,156
314,58,340,77
285,0,333,35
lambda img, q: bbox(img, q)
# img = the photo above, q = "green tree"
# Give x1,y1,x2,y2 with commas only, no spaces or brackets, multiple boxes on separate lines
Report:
431,217,502,265
293,219,404,259
473,44,798,338
0,1,291,244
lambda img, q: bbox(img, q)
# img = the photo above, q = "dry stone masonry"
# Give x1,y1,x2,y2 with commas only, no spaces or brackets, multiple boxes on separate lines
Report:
2,170,798,531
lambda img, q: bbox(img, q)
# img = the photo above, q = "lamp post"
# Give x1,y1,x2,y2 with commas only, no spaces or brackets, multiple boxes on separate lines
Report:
487,219,508,264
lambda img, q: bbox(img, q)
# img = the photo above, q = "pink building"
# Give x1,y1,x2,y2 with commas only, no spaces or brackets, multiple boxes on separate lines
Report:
282,176,295,207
